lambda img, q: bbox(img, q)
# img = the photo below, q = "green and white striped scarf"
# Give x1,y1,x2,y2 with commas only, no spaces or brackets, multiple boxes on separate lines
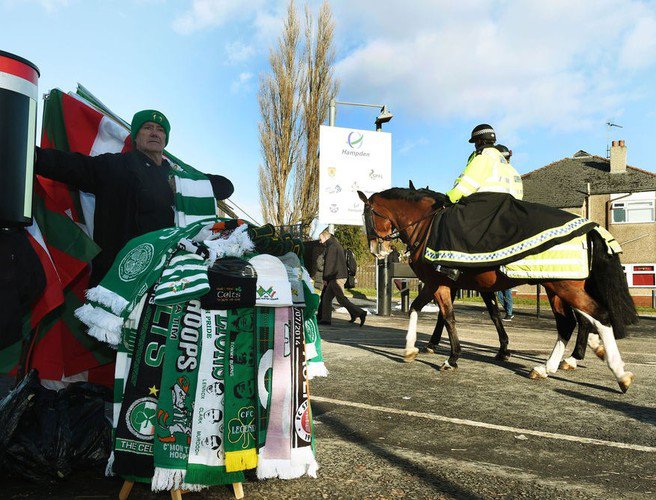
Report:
154,251,210,306
76,221,211,346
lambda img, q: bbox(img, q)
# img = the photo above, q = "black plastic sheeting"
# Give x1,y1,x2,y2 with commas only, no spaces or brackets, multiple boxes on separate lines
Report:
0,370,112,483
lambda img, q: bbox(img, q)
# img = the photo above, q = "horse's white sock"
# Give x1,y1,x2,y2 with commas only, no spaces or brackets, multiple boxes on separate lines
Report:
405,310,419,355
546,336,567,373
575,309,626,379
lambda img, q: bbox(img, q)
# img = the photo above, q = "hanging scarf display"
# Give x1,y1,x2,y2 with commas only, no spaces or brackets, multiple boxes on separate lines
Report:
152,299,203,491
223,308,258,472
290,307,318,477
185,309,245,486
112,294,171,483
76,221,211,345
257,307,292,479
255,307,275,451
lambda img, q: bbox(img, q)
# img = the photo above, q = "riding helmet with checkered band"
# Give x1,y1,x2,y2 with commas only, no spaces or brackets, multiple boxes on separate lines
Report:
468,124,496,144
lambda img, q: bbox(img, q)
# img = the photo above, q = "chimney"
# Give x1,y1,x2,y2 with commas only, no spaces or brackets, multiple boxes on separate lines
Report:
610,139,627,174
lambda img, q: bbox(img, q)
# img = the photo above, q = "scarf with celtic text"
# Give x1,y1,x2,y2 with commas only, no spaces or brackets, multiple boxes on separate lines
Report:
290,307,318,476
223,308,258,472
77,221,211,346
152,299,203,491
184,309,245,486
112,293,170,483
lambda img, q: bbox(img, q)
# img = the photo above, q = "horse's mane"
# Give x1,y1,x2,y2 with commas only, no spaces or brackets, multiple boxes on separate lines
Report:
377,187,449,206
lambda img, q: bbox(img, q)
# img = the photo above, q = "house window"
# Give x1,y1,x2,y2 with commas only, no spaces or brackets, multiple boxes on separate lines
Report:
623,264,656,287
610,191,656,224
611,198,655,223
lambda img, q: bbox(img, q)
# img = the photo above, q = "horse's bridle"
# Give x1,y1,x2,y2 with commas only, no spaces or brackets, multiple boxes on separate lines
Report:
363,203,438,249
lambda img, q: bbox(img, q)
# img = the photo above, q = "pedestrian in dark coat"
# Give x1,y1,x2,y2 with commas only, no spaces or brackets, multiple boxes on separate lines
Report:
318,229,366,326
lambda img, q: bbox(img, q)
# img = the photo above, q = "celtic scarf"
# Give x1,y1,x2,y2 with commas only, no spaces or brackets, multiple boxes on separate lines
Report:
223,308,258,472
112,294,170,483
255,307,275,451
76,221,211,346
106,293,147,477
304,316,328,379
300,281,327,379
290,307,318,477
257,307,292,479
184,309,245,486
152,299,203,491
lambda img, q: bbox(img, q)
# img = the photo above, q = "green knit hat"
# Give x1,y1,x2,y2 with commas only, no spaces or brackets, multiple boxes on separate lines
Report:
130,109,171,145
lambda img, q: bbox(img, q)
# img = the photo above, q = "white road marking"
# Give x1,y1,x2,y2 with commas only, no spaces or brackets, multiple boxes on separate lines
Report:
312,396,656,453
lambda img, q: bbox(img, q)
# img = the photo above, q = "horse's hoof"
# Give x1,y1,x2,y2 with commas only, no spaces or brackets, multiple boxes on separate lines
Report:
440,361,456,371
495,351,511,362
594,345,606,360
618,372,635,393
423,343,438,354
529,367,548,379
558,359,576,371
403,347,419,363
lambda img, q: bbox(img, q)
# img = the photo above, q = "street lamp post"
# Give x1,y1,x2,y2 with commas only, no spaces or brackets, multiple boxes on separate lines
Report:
328,98,394,316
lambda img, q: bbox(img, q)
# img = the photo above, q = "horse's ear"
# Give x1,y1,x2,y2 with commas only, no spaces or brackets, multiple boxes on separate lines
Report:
409,180,416,190
357,190,368,203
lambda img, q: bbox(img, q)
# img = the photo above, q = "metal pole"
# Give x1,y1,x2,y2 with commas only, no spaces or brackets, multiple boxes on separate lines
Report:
329,98,336,127
377,252,391,316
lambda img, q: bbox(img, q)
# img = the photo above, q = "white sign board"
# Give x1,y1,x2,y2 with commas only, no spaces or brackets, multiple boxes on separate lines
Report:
319,125,392,225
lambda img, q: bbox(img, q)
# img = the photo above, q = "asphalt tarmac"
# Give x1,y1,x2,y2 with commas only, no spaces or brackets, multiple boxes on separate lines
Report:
4,302,656,499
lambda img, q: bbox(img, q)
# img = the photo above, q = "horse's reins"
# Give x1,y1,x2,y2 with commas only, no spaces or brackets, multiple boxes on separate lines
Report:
366,204,439,255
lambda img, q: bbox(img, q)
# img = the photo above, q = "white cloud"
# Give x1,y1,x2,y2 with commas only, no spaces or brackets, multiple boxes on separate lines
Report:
399,137,428,155
225,41,255,64
230,72,254,93
332,0,656,134
620,17,656,70
173,0,267,34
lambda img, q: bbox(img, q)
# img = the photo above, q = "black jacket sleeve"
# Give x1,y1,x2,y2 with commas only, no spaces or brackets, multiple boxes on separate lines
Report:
35,148,116,194
322,238,349,281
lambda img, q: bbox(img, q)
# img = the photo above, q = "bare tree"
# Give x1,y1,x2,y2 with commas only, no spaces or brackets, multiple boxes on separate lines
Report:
292,1,339,231
258,0,303,226
258,0,338,231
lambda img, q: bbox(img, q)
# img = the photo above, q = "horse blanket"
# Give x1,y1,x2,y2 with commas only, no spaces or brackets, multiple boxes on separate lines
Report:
424,192,598,269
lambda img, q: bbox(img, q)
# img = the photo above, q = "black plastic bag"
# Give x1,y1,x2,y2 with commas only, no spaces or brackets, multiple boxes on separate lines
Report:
0,370,112,483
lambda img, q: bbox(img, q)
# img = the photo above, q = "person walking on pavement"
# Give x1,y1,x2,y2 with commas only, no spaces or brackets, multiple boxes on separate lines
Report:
318,228,367,327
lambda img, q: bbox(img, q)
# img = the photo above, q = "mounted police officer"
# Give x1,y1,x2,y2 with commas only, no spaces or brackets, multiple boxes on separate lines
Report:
446,124,522,203
437,125,524,281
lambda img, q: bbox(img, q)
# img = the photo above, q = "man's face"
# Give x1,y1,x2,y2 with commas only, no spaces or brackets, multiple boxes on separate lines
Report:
135,121,166,155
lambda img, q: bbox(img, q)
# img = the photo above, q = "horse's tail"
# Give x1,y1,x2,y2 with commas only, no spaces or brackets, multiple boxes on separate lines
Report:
585,230,638,339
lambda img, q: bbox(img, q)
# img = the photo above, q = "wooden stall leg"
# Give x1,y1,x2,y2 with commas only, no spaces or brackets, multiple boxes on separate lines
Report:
118,481,134,500
232,482,244,499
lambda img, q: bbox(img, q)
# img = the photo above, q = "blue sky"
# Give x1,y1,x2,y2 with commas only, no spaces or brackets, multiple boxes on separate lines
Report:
2,0,655,225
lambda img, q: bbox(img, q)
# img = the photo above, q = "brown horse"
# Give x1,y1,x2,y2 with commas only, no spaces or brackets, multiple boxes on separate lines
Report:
358,188,637,392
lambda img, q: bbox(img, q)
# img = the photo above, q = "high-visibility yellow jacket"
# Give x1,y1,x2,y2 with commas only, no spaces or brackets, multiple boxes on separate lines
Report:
446,147,523,203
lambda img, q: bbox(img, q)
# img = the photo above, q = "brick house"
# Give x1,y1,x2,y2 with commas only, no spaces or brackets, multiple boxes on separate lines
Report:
517,141,656,307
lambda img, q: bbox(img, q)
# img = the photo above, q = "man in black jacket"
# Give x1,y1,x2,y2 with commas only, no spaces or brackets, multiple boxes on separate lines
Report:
35,109,233,286
318,228,366,327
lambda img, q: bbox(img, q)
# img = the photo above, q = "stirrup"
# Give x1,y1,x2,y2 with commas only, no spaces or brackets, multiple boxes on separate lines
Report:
435,265,461,282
